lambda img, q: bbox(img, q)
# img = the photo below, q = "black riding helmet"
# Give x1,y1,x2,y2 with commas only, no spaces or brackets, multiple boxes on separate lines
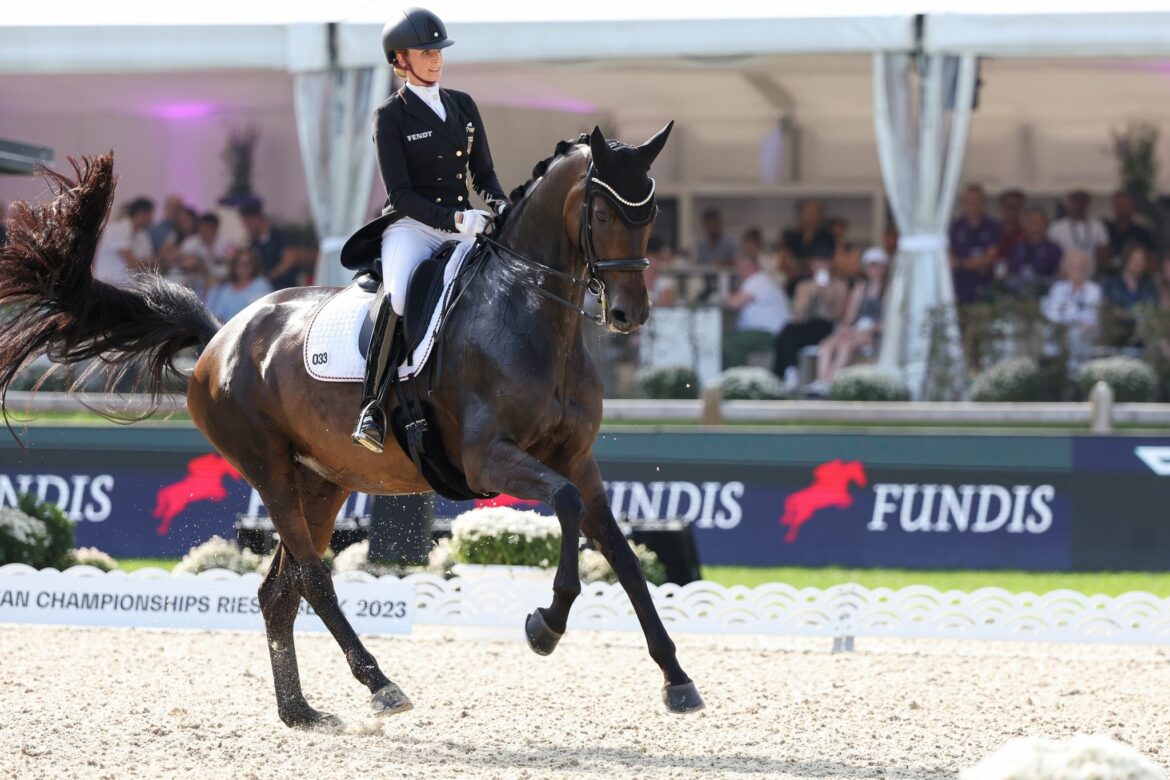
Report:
382,7,454,65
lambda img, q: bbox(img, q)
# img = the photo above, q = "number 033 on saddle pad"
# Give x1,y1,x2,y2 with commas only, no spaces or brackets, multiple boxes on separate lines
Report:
303,239,476,382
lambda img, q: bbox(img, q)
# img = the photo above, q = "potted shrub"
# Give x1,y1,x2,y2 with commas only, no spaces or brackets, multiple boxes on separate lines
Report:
829,365,910,402
1077,356,1158,402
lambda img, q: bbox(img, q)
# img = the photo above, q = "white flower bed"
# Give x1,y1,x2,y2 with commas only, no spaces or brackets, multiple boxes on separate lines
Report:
174,535,262,575
69,547,118,572
0,506,47,547
717,366,788,400
830,365,910,402
970,357,1042,402
451,508,560,567
1078,355,1158,402
961,734,1164,780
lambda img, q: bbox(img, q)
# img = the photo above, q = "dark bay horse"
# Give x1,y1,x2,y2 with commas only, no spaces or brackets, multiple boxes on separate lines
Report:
0,123,704,727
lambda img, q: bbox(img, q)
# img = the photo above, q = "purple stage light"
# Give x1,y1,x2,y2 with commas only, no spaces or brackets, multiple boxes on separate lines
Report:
151,102,216,119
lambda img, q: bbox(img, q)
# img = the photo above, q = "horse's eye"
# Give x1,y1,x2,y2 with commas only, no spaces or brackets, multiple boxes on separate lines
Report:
595,210,608,224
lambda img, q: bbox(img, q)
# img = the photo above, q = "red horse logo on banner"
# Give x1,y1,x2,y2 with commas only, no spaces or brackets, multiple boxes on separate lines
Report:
153,454,243,535
779,460,868,543
473,494,542,510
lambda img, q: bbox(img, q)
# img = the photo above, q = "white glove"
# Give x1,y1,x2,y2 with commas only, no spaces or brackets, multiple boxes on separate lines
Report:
494,202,509,217
456,209,492,236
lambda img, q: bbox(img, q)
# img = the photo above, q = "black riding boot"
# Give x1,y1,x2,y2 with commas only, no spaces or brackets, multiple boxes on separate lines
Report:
352,297,400,454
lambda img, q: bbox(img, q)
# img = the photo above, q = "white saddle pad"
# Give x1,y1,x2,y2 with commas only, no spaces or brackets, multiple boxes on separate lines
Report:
303,240,475,382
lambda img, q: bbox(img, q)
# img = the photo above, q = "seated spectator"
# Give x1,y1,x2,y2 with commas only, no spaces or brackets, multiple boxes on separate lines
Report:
779,198,834,297
810,247,889,394
695,209,737,268
949,183,1002,304
206,249,273,322
998,189,1026,258
159,205,198,270
1041,250,1102,363
1106,190,1154,275
1102,243,1158,344
643,237,678,307
180,212,235,284
1156,256,1170,311
1006,208,1063,296
92,197,155,287
0,200,8,247
771,255,848,387
826,217,862,280
722,248,789,368
149,194,184,254
239,198,300,290
1048,189,1109,275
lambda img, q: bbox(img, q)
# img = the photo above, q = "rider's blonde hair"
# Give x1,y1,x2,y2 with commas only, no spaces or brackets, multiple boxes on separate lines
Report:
392,51,408,80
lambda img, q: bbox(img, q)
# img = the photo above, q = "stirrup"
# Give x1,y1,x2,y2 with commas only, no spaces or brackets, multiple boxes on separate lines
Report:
351,401,386,454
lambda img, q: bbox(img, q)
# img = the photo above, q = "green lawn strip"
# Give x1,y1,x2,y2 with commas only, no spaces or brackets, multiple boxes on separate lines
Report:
117,558,180,573
701,566,1170,596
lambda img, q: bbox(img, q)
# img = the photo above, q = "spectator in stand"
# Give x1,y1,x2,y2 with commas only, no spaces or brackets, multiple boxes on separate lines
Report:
998,189,1026,258
206,248,273,322
882,224,899,259
0,200,7,247
1007,208,1063,296
1156,256,1170,311
159,206,198,269
1106,190,1154,275
238,198,300,290
722,241,789,368
180,212,235,285
826,217,862,280
771,254,848,387
149,194,184,254
643,237,678,307
1048,189,1109,276
695,208,737,268
1041,250,1102,363
92,197,155,287
779,198,835,297
948,184,1002,304
1102,243,1158,344
810,246,889,395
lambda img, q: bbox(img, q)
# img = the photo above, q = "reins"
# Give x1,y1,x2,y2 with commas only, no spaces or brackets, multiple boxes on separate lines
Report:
480,161,655,327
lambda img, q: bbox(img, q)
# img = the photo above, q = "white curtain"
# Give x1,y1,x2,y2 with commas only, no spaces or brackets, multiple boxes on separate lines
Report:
294,66,390,289
873,53,977,399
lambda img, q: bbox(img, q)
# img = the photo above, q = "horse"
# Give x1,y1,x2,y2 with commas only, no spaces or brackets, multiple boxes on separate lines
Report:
0,122,705,727
779,459,868,543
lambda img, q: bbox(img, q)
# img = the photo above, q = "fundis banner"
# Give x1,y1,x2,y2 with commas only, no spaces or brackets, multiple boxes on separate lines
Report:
1,428,1166,570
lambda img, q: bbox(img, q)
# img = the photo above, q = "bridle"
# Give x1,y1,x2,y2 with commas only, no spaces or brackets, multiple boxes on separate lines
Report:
482,161,657,326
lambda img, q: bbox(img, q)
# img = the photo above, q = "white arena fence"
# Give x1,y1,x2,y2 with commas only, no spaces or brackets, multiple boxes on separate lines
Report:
2,564,1169,649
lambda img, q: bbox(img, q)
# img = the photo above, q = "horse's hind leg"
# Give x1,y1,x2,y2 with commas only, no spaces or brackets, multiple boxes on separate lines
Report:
574,458,704,714
291,464,412,717
259,543,332,728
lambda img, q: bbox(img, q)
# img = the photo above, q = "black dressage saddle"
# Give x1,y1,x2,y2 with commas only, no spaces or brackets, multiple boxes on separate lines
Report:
355,239,464,362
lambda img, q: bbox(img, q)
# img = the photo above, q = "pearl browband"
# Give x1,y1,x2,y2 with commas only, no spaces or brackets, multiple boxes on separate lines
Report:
592,176,656,208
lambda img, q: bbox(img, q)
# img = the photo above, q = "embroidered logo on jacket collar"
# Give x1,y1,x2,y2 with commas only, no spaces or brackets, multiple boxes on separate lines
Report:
407,130,433,142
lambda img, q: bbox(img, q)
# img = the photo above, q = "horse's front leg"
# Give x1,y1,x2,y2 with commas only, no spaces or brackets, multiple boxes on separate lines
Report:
463,438,583,651
572,457,705,713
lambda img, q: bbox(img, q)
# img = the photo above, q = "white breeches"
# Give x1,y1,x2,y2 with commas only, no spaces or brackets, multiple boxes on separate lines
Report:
380,218,473,316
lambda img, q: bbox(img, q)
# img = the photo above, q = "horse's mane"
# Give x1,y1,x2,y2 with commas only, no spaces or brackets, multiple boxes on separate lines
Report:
506,133,589,207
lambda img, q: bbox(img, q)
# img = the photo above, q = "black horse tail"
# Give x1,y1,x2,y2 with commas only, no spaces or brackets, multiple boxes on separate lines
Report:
0,154,220,417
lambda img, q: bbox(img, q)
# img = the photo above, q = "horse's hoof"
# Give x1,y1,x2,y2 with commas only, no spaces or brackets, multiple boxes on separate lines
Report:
525,609,563,656
663,682,705,714
371,682,413,716
281,703,341,731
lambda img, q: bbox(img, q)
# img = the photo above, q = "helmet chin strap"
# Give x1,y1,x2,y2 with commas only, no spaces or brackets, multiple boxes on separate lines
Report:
399,54,438,87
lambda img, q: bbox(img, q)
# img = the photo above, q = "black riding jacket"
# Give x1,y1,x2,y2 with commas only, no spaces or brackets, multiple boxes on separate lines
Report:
374,86,509,233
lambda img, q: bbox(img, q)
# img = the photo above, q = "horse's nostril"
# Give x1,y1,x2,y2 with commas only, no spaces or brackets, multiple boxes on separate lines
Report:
611,309,628,324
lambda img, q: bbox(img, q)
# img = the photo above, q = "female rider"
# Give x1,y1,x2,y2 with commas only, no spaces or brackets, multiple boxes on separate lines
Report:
351,7,510,453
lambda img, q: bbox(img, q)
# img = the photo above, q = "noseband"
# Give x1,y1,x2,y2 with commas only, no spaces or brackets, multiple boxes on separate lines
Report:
484,162,656,326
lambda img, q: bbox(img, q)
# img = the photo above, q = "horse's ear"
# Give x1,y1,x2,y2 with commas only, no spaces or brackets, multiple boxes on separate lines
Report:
637,120,674,167
589,125,614,169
